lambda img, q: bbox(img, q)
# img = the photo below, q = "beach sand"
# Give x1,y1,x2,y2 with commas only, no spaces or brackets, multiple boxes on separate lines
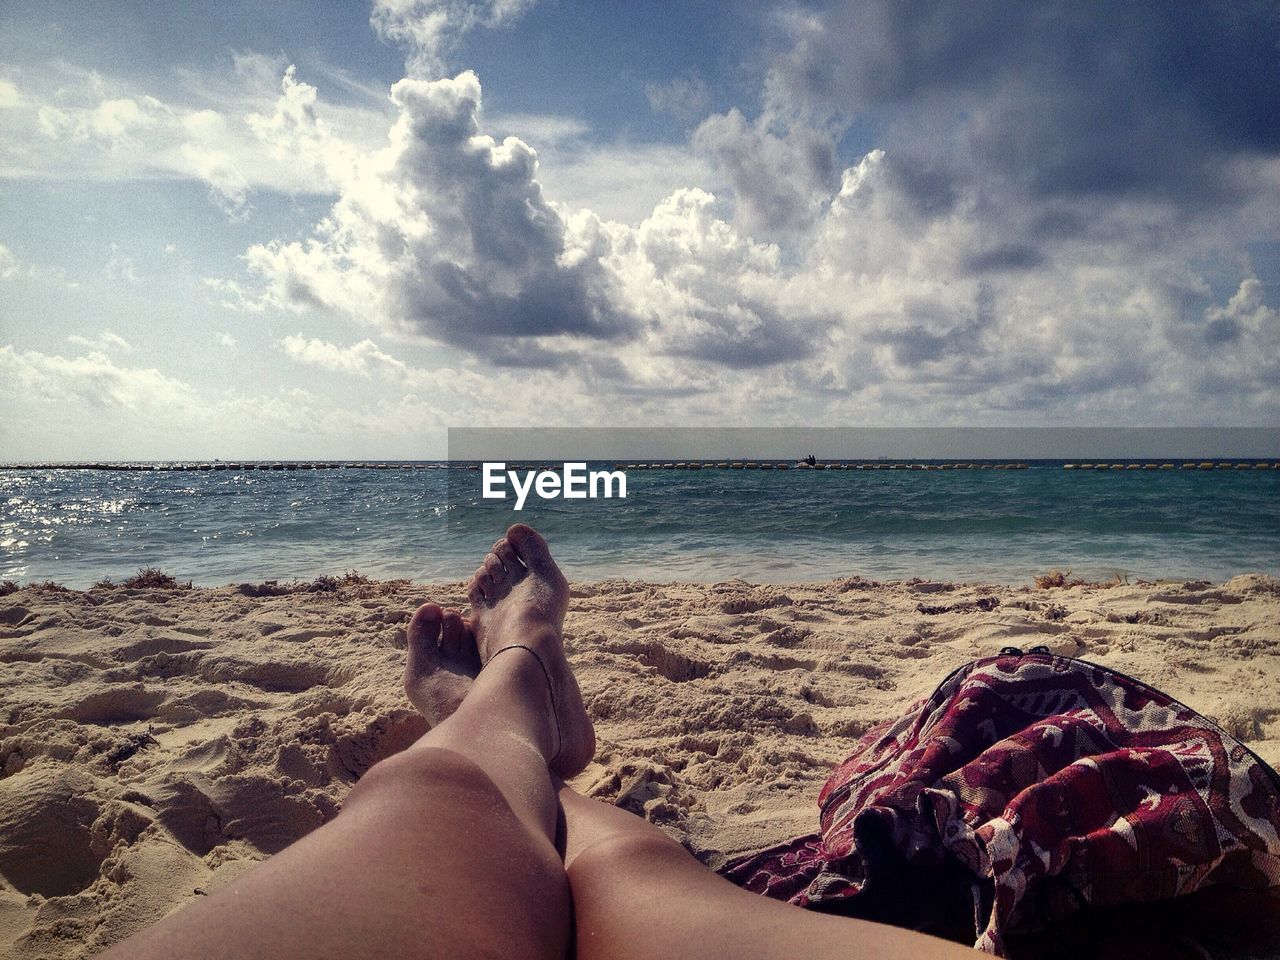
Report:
2,572,1279,958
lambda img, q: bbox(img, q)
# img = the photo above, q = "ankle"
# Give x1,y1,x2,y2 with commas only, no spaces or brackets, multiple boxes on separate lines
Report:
481,646,561,764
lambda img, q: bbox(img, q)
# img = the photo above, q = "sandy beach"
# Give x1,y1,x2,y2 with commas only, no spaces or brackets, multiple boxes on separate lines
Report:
2,571,1278,958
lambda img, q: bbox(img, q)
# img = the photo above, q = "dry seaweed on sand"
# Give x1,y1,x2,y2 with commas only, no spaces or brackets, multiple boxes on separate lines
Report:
121,568,192,590
235,571,409,598
1033,569,1087,589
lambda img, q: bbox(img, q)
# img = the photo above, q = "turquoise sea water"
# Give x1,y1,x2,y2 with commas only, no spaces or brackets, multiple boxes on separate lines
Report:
2,463,1277,587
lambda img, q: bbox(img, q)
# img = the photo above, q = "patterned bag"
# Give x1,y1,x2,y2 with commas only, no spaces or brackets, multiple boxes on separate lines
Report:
720,650,1280,956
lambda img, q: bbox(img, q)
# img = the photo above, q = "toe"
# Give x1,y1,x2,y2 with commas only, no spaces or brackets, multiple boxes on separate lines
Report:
492,538,520,571
441,609,466,657
484,552,506,581
455,616,482,672
506,523,554,573
404,603,442,681
468,566,493,605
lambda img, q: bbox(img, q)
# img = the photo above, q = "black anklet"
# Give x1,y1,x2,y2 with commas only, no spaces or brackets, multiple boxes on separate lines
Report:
484,643,561,764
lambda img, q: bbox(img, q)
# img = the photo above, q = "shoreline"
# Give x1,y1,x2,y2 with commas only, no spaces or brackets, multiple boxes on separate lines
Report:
2,572,1279,957
7,565,1279,594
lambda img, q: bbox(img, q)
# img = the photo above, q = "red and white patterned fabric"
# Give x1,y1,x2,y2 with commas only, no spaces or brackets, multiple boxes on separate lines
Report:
719,652,1280,955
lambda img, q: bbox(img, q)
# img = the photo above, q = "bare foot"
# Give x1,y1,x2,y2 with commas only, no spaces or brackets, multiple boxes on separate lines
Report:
467,524,595,778
403,603,482,726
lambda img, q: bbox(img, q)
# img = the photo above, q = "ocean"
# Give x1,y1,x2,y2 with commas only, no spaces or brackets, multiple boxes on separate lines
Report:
2,462,1277,587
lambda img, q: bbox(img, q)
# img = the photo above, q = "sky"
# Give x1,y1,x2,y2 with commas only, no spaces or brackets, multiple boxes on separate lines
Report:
1,0,1278,460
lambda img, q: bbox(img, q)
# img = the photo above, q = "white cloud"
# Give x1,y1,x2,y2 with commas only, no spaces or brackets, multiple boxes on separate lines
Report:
279,335,408,379
370,0,538,77
692,108,836,236
203,276,267,313
535,140,715,226
105,243,140,283
218,332,238,349
229,67,1280,423
8,23,1262,425
0,346,196,411
0,59,386,215
0,342,439,458
0,77,19,109
245,70,822,376
645,75,711,124
67,330,132,352
247,72,632,355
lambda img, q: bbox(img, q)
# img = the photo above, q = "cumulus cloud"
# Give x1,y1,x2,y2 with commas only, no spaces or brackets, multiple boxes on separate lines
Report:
1191,279,1280,396
1203,279,1275,345
0,243,19,279
370,0,538,77
245,70,831,376
226,56,1280,423
692,108,837,236
279,335,408,379
248,71,631,362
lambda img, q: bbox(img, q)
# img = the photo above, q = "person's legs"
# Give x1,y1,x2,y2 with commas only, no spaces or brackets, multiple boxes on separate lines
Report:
395,531,977,960
101,524,592,960
558,786,973,960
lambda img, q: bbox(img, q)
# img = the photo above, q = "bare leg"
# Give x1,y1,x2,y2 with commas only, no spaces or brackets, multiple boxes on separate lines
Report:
101,525,592,960
404,546,976,960
559,786,974,960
